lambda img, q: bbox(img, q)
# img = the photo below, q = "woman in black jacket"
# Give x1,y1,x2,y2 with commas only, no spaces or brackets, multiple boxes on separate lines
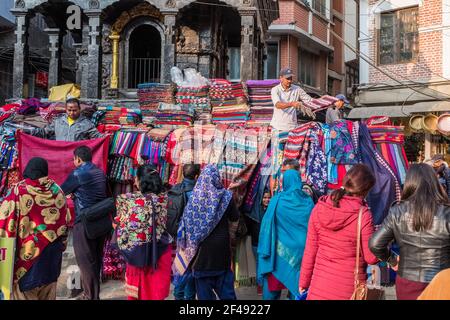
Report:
369,164,450,300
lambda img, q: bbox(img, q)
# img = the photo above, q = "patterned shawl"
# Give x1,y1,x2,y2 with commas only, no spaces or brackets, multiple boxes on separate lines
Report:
173,165,232,276
0,177,70,282
115,192,169,268
115,192,168,249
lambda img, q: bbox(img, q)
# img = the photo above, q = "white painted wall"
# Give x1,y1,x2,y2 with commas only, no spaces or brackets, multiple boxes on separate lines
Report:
359,0,370,84
344,0,357,62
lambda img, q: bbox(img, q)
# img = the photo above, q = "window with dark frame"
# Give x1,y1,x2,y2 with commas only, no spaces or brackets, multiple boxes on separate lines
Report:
312,0,327,16
298,50,317,87
379,6,419,65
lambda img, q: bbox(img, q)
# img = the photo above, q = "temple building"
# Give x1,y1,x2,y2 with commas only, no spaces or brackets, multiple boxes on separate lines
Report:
12,0,279,100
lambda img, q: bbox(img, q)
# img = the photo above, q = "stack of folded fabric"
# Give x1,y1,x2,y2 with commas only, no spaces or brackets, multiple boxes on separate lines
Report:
137,83,175,125
209,79,249,124
175,85,210,120
195,112,212,125
153,103,194,130
246,80,280,126
368,125,408,184
97,106,142,125
303,95,340,112
39,102,66,123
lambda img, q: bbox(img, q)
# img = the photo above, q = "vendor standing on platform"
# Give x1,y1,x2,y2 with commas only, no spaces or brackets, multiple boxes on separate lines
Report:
28,98,103,141
270,68,315,132
325,94,349,124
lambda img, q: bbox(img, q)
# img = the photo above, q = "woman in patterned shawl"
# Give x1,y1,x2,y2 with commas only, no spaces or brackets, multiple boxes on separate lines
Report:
114,165,172,300
173,164,239,300
0,157,70,300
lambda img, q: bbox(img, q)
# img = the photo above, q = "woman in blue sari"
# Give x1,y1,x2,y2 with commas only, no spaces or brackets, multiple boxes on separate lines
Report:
258,169,314,300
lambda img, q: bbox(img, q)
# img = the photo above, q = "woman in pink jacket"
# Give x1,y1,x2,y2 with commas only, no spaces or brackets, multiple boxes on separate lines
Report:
299,164,379,300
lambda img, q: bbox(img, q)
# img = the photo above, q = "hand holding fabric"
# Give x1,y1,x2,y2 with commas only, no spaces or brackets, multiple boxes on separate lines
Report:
299,105,316,119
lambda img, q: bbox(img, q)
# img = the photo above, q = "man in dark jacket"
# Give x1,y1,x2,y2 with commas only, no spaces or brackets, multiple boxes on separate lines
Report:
168,164,201,300
431,154,450,199
61,146,108,300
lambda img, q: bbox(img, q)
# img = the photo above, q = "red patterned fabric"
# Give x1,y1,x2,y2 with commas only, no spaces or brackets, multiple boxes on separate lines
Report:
0,177,71,282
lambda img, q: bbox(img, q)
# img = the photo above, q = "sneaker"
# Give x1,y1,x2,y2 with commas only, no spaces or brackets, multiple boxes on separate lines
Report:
257,285,262,296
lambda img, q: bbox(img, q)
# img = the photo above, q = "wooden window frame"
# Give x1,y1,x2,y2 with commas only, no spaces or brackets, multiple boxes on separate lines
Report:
378,6,419,65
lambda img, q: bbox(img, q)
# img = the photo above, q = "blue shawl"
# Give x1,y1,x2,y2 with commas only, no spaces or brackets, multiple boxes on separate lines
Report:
257,169,314,296
173,164,232,277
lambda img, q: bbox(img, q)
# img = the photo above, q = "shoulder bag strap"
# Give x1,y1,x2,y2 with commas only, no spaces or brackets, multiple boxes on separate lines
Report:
354,206,364,288
147,194,158,271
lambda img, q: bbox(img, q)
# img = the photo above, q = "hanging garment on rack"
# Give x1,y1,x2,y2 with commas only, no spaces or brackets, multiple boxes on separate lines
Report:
369,125,408,185
357,123,400,225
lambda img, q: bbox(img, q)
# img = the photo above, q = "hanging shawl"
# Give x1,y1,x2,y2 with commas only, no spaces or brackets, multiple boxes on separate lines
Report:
173,165,232,277
257,169,314,296
358,123,399,225
0,177,70,282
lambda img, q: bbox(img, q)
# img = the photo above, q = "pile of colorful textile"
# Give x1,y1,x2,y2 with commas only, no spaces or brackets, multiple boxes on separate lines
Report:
209,79,249,124
368,125,408,184
154,103,194,130
0,125,19,197
17,98,49,115
175,85,210,120
39,102,97,123
97,106,142,125
283,122,328,194
246,80,280,126
137,83,175,125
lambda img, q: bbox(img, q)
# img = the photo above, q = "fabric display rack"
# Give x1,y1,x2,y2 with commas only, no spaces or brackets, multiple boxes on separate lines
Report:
0,78,411,286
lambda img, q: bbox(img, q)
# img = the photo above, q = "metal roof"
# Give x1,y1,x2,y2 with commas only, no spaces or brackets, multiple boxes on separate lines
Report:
347,101,450,119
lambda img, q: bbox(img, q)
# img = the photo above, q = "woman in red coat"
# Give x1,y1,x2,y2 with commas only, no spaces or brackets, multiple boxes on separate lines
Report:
299,164,379,300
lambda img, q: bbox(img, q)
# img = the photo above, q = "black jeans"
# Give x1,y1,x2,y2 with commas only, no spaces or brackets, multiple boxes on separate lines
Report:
73,223,106,300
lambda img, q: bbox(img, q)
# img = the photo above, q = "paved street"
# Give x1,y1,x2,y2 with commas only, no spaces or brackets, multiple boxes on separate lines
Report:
56,236,397,301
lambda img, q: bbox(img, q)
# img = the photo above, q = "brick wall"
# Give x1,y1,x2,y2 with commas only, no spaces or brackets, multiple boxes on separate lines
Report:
368,0,443,84
279,36,299,82
333,0,344,12
330,18,344,74
273,0,309,32
313,16,328,43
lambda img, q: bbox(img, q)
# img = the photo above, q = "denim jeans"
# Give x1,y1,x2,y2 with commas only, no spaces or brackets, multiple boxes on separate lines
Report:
173,271,196,300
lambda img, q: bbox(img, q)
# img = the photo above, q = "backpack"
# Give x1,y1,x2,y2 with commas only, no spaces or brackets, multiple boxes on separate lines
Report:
166,184,187,239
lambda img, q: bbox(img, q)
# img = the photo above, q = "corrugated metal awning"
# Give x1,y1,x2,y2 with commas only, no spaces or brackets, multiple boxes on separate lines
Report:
347,101,450,119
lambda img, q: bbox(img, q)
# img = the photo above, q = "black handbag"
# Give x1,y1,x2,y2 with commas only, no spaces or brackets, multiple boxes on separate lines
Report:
80,197,116,240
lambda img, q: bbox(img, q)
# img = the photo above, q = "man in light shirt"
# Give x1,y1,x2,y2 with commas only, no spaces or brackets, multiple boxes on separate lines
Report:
325,94,349,124
270,68,315,132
